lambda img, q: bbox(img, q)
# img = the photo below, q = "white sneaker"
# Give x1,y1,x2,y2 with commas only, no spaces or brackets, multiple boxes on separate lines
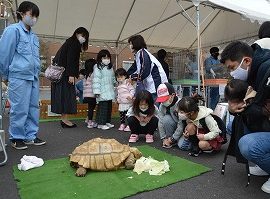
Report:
261,178,270,194
106,123,114,128
250,165,269,176
98,125,109,130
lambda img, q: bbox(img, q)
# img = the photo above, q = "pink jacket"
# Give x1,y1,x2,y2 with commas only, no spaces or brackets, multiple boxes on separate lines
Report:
117,79,135,104
83,73,95,98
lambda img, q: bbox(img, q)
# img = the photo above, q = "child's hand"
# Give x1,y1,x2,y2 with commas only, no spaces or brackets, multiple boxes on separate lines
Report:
197,134,204,141
183,130,189,138
126,96,132,101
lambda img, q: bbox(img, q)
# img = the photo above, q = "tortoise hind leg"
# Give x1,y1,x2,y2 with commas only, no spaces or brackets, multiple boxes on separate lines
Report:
75,166,87,177
125,153,136,170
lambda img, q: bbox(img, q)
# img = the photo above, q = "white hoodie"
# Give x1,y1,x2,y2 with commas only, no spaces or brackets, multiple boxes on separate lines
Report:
188,106,221,140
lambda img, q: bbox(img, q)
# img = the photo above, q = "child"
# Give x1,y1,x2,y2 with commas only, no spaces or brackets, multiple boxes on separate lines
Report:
126,90,159,143
177,96,223,157
75,69,85,103
83,59,97,128
92,50,116,130
115,68,135,131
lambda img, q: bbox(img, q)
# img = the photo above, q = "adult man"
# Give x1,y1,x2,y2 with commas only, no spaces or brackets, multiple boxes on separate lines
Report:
156,83,187,149
204,47,223,110
220,40,270,194
157,49,170,83
0,1,46,149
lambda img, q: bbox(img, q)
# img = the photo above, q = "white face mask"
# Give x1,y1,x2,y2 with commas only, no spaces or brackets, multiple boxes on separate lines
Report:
230,58,249,81
102,59,110,65
78,35,86,44
129,44,134,52
139,106,148,112
178,113,188,120
162,96,172,107
23,15,37,27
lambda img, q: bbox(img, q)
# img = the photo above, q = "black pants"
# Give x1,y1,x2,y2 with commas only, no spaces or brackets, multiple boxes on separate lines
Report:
96,100,112,125
119,111,128,124
127,116,158,135
83,97,96,120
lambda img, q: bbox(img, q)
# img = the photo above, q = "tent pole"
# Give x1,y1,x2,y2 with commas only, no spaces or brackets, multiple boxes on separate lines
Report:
196,5,201,94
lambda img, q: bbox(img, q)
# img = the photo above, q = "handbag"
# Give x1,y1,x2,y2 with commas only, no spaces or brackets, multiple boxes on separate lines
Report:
135,50,146,95
45,64,65,83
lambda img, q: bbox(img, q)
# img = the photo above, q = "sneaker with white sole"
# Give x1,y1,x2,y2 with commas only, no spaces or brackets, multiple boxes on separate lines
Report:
97,125,110,130
24,138,46,146
261,178,270,194
106,123,114,128
11,139,28,150
250,165,269,176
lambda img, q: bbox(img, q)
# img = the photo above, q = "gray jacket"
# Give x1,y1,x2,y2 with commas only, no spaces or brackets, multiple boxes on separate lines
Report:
158,98,184,140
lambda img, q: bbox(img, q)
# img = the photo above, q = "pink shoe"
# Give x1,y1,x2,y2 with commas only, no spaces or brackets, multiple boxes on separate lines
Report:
124,125,131,132
145,134,154,143
129,134,139,143
118,124,126,131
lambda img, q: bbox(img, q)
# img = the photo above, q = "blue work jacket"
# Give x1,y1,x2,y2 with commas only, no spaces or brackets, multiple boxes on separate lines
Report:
0,21,40,80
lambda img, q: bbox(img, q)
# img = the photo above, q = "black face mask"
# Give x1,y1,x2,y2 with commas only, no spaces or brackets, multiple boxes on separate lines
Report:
212,52,219,59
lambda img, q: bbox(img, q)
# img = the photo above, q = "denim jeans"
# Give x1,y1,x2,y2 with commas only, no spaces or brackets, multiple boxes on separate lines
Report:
238,132,270,174
209,87,220,110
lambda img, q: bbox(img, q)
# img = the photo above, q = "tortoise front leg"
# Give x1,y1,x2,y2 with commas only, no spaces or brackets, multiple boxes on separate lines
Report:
75,166,87,177
125,153,136,169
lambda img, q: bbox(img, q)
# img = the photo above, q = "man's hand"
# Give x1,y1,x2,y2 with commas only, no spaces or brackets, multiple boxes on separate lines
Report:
95,94,100,98
228,101,246,113
163,138,172,146
210,68,216,79
68,76,75,85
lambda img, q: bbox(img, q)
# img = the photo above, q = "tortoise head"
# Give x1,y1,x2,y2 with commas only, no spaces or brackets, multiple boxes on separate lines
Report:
130,147,142,159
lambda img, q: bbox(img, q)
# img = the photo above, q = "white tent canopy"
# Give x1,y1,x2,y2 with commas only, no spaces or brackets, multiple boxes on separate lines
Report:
6,0,270,50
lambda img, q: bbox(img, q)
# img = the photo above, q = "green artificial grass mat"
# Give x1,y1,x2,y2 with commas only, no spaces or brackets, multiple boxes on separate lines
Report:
39,115,120,123
13,145,211,199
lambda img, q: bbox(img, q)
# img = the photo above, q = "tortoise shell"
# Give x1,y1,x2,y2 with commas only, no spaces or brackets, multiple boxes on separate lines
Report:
70,138,131,171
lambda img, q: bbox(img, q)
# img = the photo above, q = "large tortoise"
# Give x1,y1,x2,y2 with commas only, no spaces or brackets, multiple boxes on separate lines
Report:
70,138,142,177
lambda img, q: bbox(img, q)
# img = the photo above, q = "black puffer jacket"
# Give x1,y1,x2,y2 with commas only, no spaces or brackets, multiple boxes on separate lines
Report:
227,44,270,163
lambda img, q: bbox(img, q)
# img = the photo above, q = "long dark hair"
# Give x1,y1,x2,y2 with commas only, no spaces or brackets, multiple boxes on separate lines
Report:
71,27,89,51
133,90,155,116
96,49,113,69
84,58,97,77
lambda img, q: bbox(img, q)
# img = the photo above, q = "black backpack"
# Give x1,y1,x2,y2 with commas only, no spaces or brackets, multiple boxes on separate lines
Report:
199,114,227,144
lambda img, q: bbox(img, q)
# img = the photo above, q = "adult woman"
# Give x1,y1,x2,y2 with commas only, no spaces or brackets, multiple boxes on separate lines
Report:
51,27,89,128
127,35,168,100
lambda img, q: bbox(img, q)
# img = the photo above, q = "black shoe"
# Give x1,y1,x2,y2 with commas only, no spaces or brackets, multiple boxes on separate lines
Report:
24,138,46,146
60,121,77,128
11,139,28,150
188,145,201,157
